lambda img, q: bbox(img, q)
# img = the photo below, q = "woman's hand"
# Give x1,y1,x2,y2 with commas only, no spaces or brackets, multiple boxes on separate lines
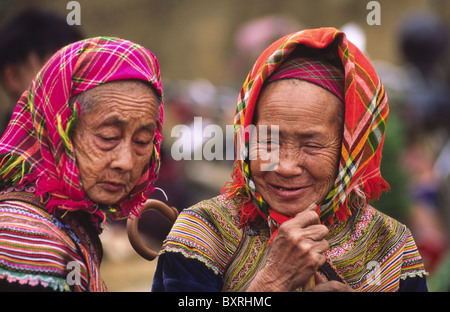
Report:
248,204,329,292
307,272,355,292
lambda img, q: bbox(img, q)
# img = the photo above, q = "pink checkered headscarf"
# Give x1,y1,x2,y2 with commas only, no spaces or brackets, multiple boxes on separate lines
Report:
0,37,164,222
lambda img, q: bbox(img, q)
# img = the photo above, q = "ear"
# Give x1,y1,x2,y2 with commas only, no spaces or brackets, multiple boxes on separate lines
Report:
1,52,45,101
1,64,23,98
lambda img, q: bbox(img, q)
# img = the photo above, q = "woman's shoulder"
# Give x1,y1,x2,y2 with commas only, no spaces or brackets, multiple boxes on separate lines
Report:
327,204,427,291
367,205,413,240
0,198,75,243
0,199,79,291
181,194,241,228
161,194,243,275
353,204,410,236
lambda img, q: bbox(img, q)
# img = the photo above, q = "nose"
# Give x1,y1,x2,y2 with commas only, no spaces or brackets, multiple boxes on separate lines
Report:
274,147,304,177
111,142,134,171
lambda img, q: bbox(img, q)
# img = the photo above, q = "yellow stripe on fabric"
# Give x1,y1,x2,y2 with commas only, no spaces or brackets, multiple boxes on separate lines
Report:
0,156,23,177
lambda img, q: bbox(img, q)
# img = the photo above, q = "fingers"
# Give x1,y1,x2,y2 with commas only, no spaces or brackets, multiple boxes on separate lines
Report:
308,280,355,292
265,202,331,291
275,202,329,271
280,203,329,241
291,203,321,228
314,271,326,284
301,224,329,242
272,202,319,230
275,222,329,263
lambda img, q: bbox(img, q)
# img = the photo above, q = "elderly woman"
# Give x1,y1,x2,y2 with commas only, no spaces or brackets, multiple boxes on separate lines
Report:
152,28,427,292
0,37,163,291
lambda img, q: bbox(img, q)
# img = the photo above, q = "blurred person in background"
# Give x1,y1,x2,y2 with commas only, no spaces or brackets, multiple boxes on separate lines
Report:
0,7,84,134
397,10,450,290
229,14,301,84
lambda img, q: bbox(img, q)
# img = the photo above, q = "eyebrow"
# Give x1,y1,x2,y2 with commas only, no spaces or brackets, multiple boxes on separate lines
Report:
275,128,328,143
98,116,156,132
259,125,325,139
295,131,326,140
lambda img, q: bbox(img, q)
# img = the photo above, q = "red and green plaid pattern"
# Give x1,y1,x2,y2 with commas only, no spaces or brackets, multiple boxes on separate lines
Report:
267,54,345,102
0,37,164,223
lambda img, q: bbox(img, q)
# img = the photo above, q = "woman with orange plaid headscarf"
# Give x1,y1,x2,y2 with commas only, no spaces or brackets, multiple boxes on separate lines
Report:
153,28,427,292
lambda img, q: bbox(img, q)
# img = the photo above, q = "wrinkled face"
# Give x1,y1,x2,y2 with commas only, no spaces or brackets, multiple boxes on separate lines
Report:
250,79,343,217
71,80,159,205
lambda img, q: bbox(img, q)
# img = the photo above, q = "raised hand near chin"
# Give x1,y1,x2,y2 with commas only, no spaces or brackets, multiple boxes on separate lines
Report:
248,203,330,292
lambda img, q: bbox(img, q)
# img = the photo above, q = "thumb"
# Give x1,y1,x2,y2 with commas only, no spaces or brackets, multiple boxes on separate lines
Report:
306,202,318,212
314,271,326,284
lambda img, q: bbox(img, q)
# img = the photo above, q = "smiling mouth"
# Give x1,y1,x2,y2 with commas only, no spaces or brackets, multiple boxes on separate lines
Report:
269,184,309,197
274,186,299,191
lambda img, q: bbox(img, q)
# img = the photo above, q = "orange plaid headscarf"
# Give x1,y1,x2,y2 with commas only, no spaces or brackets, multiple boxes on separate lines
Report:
222,28,390,227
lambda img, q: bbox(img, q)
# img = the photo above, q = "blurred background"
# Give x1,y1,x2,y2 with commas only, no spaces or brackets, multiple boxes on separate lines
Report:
0,0,449,291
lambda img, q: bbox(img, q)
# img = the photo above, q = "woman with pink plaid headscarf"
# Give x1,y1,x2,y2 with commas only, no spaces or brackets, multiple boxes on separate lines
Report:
0,37,164,291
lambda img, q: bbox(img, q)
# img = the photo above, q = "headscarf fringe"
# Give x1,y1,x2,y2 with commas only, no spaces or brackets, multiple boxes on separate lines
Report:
57,103,79,155
363,176,391,203
0,155,34,187
221,162,265,228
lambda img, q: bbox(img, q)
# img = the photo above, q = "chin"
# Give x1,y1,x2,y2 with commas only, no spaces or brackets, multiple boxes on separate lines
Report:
88,193,125,206
268,202,300,217
271,195,320,216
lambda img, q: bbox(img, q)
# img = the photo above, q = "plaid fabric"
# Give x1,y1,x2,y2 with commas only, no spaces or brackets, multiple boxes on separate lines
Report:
267,55,345,101
0,37,164,222
222,28,390,226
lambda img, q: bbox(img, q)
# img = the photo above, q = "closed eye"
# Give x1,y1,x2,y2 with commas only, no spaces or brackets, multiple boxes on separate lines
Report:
134,140,151,146
95,135,120,151
304,143,323,148
133,130,154,147
101,136,119,141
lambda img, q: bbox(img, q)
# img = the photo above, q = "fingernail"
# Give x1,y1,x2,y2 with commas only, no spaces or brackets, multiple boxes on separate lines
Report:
308,202,317,209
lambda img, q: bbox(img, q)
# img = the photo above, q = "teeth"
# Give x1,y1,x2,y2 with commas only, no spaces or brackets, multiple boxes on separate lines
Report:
276,186,301,191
